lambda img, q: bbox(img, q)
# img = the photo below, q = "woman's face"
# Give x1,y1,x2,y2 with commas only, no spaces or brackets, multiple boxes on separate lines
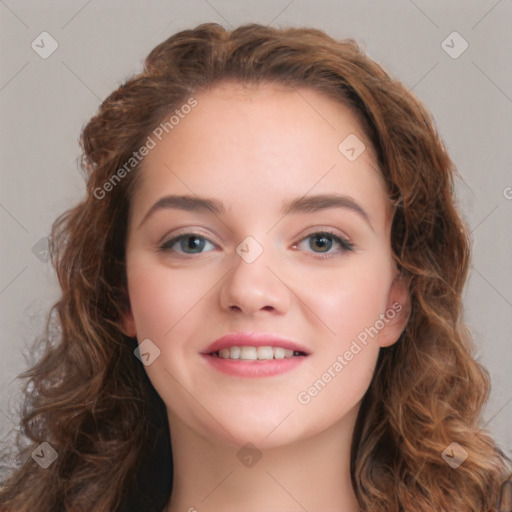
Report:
122,82,408,448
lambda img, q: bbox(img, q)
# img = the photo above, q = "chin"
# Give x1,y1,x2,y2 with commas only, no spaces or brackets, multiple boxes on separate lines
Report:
214,423,301,451
201,404,312,450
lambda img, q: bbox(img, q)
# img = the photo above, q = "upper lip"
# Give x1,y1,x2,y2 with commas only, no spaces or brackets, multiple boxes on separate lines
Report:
202,331,311,355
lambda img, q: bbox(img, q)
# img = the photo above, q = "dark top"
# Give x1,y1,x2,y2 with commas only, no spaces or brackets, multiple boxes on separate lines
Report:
117,361,173,512
118,422,173,512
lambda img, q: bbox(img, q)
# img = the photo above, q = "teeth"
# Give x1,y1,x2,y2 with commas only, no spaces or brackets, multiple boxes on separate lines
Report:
219,348,231,359
274,347,285,359
240,346,257,360
216,346,299,360
230,346,240,359
257,346,273,359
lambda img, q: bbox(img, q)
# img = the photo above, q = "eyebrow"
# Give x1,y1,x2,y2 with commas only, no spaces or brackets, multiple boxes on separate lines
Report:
137,193,373,231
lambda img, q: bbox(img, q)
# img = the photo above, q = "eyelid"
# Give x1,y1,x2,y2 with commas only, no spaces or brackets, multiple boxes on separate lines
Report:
158,226,219,246
299,226,352,242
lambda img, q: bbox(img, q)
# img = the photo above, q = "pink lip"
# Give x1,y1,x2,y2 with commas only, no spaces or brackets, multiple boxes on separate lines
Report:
201,354,306,377
200,331,310,378
201,331,310,355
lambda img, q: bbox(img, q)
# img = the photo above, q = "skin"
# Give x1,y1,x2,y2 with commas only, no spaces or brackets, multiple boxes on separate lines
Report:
121,81,409,512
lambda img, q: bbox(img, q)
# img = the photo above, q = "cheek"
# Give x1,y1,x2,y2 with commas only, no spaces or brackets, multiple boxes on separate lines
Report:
290,256,390,412
125,259,199,339
293,270,384,429
294,255,392,342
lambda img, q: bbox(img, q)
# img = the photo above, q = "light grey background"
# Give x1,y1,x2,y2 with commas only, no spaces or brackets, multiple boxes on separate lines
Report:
1,0,511,460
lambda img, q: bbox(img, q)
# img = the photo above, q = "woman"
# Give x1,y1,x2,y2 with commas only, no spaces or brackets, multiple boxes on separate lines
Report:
0,22,510,511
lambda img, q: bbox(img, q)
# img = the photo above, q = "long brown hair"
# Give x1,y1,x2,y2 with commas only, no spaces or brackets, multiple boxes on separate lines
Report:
1,22,510,511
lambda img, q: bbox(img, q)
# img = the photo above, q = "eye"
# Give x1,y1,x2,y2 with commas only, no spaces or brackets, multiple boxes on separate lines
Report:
293,230,354,259
158,230,354,259
159,233,216,255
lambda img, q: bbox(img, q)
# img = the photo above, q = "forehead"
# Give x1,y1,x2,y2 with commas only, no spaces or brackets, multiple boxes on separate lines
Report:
128,81,390,230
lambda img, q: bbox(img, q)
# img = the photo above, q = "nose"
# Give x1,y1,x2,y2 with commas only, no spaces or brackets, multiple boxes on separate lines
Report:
219,238,291,316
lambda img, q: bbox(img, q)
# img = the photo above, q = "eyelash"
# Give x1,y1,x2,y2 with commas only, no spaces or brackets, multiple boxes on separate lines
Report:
158,230,355,259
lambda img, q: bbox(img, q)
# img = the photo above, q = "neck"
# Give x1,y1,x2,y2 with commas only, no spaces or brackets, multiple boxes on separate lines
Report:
164,405,362,512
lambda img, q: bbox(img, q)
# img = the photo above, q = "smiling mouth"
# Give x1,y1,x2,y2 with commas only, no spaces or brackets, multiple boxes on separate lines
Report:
210,346,308,360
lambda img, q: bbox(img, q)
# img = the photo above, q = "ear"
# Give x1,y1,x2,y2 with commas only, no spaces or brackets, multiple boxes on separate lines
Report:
119,307,137,338
378,272,410,348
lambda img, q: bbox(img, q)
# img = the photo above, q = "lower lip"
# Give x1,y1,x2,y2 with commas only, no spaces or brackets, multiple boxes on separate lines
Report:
201,353,307,377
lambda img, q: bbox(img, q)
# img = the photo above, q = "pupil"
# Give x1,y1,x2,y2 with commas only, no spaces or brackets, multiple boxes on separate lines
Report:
312,235,331,252
184,236,204,252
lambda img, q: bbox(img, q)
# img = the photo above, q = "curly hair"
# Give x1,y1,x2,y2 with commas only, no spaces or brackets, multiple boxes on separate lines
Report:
0,22,510,512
